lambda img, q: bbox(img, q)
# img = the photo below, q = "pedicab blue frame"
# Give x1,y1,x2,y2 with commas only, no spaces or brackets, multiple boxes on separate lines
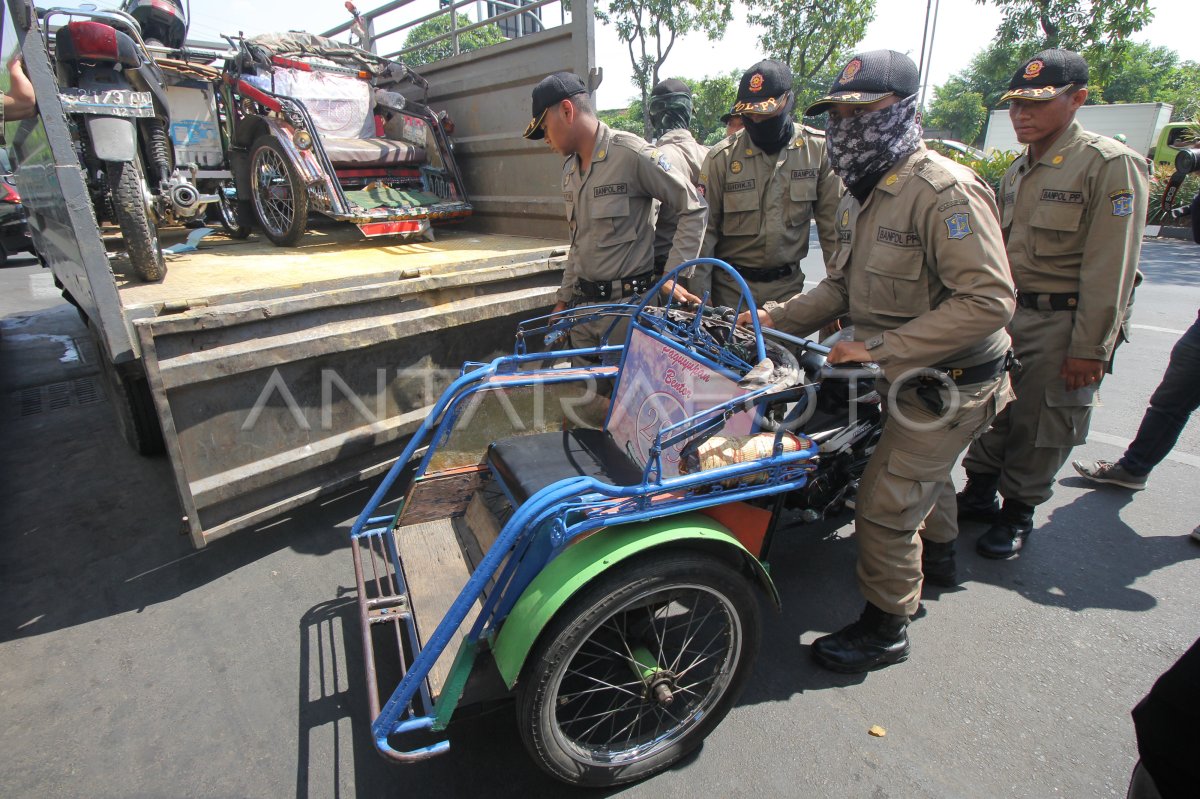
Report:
348,259,830,764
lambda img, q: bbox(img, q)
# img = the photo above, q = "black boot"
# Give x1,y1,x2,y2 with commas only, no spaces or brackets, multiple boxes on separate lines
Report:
976,499,1034,559
812,602,911,673
957,471,1000,523
921,539,958,587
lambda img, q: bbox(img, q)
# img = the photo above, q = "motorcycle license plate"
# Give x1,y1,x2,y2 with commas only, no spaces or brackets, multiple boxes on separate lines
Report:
58,89,154,118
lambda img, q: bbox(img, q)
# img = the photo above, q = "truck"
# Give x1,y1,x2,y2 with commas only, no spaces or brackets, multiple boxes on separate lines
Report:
983,101,1194,167
1,0,598,548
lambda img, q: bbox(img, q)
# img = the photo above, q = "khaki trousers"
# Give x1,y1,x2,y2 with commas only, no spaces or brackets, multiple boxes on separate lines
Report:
856,373,1009,617
963,307,1098,506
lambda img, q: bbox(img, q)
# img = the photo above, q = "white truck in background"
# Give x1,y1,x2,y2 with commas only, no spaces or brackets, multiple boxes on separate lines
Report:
983,102,1192,167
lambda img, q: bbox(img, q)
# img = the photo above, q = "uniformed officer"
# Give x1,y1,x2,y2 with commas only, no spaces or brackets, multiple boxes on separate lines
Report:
958,50,1148,559
719,108,744,139
739,50,1015,673
524,72,705,351
695,60,841,310
648,78,711,274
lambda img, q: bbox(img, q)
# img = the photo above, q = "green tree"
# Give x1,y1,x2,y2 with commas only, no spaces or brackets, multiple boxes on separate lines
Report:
688,71,739,143
401,13,506,68
925,79,988,145
596,0,733,138
746,0,875,89
979,0,1153,50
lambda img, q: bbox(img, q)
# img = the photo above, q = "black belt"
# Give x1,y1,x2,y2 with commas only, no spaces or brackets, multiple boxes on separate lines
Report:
923,351,1014,385
1017,292,1079,311
733,263,794,282
577,270,657,302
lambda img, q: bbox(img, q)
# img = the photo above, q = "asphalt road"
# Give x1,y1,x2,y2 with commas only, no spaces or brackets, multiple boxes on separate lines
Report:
1,238,1197,799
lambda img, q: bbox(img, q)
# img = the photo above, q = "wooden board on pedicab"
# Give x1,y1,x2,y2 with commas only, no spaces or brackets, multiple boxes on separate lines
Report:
393,517,483,701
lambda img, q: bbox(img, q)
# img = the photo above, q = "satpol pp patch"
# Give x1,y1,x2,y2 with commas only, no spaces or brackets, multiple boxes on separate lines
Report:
945,212,973,239
1110,189,1134,217
656,153,672,172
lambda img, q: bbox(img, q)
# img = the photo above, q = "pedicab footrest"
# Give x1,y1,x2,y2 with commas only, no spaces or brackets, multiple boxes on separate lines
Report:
486,429,644,504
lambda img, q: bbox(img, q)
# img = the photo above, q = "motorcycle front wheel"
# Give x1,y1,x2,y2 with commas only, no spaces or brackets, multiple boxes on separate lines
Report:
111,159,166,282
516,549,760,787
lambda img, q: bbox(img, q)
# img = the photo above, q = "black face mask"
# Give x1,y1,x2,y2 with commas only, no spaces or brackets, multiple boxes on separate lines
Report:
742,93,796,154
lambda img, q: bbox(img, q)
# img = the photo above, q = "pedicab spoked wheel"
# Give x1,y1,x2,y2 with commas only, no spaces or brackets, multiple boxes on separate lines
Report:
517,550,761,786
216,179,251,239
249,135,309,246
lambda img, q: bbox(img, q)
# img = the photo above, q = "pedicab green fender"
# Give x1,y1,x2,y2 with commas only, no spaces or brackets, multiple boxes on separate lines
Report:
491,512,779,688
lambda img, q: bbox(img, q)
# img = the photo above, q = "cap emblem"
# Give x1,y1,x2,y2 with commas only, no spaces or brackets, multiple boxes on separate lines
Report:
1023,60,1044,80
749,73,765,93
840,59,862,85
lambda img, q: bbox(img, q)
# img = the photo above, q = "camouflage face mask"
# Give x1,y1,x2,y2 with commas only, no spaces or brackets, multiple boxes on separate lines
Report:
649,92,694,140
825,94,922,189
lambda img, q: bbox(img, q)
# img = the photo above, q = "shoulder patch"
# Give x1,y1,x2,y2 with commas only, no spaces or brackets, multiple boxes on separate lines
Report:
914,156,959,193
1086,134,1133,161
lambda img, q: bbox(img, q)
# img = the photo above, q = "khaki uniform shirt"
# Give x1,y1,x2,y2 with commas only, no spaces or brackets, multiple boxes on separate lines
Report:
999,119,1148,361
557,121,706,304
695,126,841,289
766,145,1015,382
653,128,710,262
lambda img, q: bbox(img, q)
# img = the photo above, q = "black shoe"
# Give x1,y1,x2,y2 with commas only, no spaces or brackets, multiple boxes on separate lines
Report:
957,471,1000,523
812,602,911,674
921,540,958,587
976,499,1034,559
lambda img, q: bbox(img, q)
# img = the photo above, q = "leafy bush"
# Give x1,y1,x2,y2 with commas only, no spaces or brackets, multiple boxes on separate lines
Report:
927,144,1019,195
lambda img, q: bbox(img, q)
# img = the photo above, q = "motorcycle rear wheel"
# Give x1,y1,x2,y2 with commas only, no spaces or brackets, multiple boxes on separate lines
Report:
111,159,166,282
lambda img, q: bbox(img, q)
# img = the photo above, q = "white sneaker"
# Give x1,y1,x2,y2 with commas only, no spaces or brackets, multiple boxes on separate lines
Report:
1191,525,1200,544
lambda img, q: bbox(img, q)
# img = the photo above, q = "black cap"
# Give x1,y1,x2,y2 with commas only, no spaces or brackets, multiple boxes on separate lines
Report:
805,50,920,116
523,72,587,140
731,60,793,115
999,49,1089,103
652,78,690,97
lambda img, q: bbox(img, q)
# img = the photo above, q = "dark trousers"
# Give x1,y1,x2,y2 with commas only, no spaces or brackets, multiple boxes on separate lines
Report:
1131,636,1200,799
1118,315,1200,477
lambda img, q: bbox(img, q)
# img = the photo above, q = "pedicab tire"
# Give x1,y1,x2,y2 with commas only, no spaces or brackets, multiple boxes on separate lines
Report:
111,159,166,282
516,549,761,787
249,135,309,247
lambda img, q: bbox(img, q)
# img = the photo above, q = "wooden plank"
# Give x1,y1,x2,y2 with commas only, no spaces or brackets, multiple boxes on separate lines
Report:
393,519,481,701
395,467,484,527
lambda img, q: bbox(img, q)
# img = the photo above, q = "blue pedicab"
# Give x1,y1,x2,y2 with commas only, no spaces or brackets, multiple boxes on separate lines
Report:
348,260,860,786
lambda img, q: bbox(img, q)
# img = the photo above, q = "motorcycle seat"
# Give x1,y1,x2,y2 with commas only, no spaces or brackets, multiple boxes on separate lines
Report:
323,136,426,167
486,429,644,505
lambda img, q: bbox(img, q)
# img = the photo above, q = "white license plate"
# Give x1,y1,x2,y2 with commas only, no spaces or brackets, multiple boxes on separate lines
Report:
58,89,154,118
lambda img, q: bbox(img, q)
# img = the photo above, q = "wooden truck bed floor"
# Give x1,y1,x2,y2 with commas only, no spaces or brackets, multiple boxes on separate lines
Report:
110,225,565,310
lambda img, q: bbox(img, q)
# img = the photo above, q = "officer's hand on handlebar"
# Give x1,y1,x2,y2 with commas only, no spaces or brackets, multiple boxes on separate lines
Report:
549,301,569,322
827,340,871,365
661,283,700,308
735,308,774,329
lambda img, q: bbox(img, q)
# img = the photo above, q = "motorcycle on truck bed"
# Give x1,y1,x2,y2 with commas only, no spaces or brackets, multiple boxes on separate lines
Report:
349,261,882,785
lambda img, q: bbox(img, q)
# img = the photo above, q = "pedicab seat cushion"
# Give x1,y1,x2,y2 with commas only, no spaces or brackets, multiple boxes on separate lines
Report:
487,429,644,505
322,136,427,166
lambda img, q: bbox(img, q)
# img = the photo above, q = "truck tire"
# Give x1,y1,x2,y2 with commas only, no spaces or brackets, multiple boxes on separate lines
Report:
93,328,165,456
111,159,167,282
249,135,309,246
516,549,760,786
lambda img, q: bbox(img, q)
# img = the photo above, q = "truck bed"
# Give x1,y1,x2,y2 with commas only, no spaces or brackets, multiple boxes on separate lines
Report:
113,225,565,313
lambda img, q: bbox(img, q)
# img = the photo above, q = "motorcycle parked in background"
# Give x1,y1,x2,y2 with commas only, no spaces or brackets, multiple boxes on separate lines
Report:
42,5,215,281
